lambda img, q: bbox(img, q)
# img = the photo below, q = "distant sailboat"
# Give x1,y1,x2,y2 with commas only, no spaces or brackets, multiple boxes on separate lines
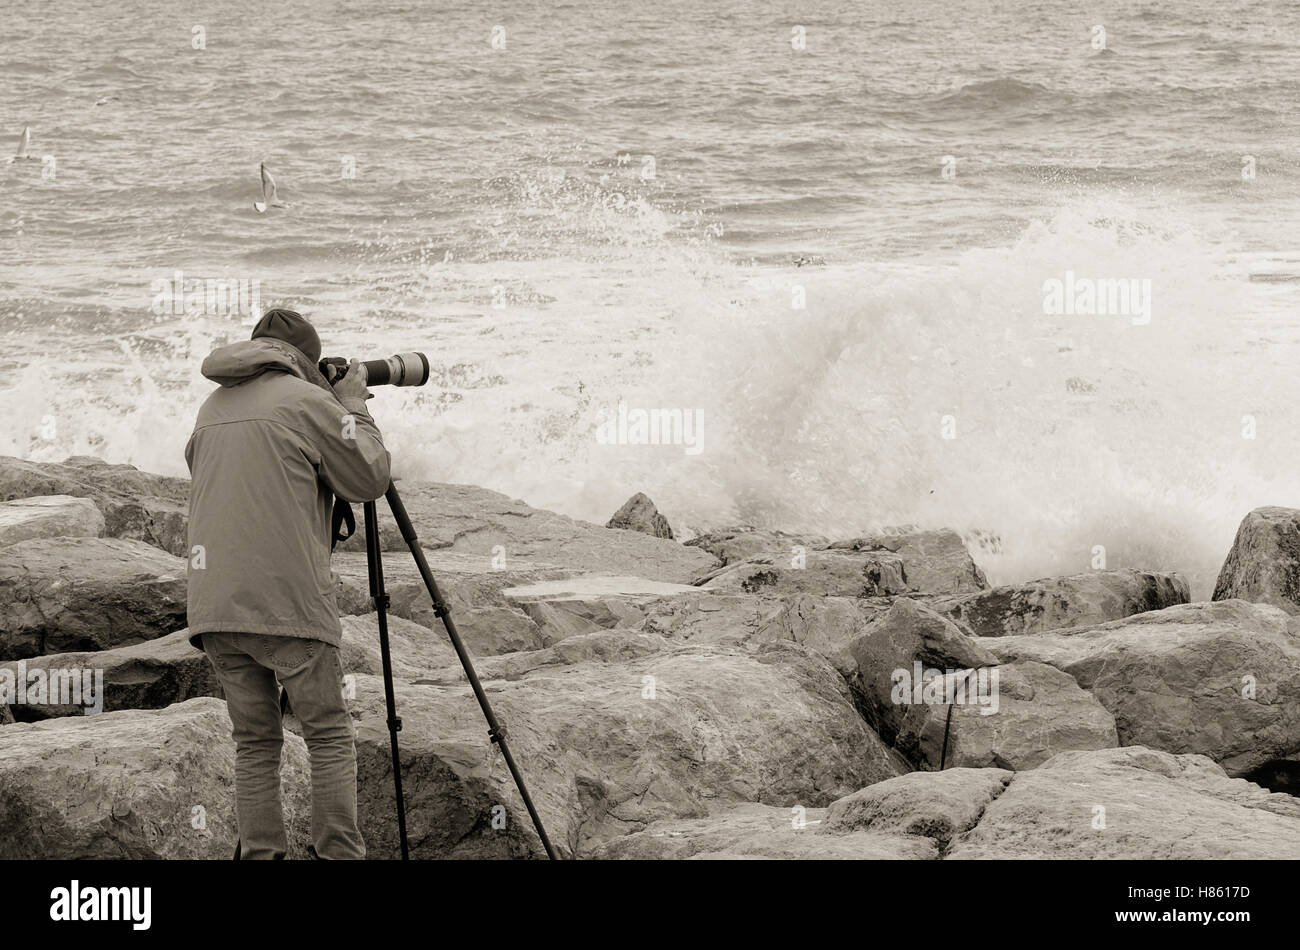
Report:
9,126,31,163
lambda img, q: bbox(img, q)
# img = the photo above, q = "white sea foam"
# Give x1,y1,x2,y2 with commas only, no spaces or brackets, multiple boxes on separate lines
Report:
2,203,1293,597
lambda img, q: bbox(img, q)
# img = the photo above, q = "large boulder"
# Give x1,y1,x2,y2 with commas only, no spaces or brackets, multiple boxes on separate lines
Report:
0,629,220,720
334,481,716,582
1213,506,1300,614
0,537,187,659
0,697,311,858
606,492,673,539
503,575,701,645
333,550,725,658
405,573,778,654
839,600,1115,770
840,598,1000,756
413,630,671,686
947,746,1300,859
330,551,575,614
441,605,546,655
699,550,910,597
823,767,1013,850
342,639,908,858
986,600,1300,776
922,661,1118,770
592,803,936,859
0,495,104,547
928,569,1189,637
684,527,829,567
750,594,885,658
698,528,987,599
339,613,460,679
329,552,575,656
631,592,788,647
827,529,989,595
0,456,189,557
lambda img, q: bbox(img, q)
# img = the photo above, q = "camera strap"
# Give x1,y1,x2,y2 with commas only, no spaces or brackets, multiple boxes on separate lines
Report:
330,496,356,550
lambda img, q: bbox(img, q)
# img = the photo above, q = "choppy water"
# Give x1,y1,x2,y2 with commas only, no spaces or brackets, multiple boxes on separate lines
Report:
3,0,1300,594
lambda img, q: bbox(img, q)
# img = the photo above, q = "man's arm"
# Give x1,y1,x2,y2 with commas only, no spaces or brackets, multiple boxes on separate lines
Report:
303,359,392,502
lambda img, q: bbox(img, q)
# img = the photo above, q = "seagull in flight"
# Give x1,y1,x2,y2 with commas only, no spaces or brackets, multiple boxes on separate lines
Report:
253,163,289,213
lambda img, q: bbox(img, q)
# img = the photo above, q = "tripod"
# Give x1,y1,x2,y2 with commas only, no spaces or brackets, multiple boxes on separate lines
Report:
361,481,558,860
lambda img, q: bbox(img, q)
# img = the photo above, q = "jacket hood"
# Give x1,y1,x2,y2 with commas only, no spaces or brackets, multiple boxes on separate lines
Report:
201,338,333,393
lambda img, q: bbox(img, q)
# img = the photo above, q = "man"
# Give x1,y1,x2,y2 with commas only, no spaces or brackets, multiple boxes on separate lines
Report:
185,309,391,859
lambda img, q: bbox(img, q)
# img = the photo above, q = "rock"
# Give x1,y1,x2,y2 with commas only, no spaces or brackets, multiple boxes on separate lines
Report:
750,594,885,659
331,568,373,617
928,569,1189,637
508,600,622,643
334,481,716,582
0,629,221,720
698,549,911,597
339,613,461,679
828,529,988,595
0,537,187,659
328,551,573,610
333,553,721,657
330,552,572,655
698,528,987,599
444,605,547,655
343,639,908,858
606,492,673,539
1213,507,1300,614
0,457,717,581
592,803,936,859
823,767,1013,850
396,573,804,658
503,575,701,645
986,600,1300,776
413,630,672,685
839,601,1114,770
0,456,189,557
684,527,828,566
0,495,104,547
927,661,1118,770
0,697,311,858
840,598,1000,758
947,746,1300,859
632,592,792,647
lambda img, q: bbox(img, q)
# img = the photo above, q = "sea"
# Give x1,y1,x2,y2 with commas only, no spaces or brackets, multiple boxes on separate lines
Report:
3,0,1300,595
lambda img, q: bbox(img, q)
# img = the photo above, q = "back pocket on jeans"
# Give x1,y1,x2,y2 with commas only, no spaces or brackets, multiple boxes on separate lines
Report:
261,636,320,674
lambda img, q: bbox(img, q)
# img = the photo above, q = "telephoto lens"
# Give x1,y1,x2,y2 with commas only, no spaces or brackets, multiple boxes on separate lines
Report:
361,352,430,387
320,353,430,387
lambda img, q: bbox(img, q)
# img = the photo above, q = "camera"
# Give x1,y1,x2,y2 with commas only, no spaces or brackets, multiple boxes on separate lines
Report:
319,352,430,387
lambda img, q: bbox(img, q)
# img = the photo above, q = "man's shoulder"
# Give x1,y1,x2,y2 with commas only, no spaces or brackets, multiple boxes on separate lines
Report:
265,374,353,436
198,371,340,427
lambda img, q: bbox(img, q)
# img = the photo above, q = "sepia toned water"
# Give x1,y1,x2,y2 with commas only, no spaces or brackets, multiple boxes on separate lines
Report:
2,0,1300,593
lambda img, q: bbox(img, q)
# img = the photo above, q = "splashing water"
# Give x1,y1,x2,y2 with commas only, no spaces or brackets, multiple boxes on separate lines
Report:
4,0,1300,599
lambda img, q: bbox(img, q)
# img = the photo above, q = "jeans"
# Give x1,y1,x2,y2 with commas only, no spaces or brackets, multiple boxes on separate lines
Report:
202,632,365,859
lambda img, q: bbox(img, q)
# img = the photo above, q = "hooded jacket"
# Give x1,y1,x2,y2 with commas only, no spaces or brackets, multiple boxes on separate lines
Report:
184,338,390,648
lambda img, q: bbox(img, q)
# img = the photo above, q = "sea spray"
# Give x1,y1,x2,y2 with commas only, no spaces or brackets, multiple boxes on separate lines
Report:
2,205,1294,600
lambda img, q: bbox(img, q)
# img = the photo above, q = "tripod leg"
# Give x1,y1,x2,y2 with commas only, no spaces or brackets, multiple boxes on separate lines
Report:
382,482,559,860
364,500,410,860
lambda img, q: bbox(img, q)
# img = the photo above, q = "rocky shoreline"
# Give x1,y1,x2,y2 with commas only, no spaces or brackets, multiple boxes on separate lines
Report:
1,454,1298,859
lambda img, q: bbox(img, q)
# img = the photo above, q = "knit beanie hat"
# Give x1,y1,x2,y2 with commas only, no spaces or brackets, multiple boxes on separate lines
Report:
251,309,321,364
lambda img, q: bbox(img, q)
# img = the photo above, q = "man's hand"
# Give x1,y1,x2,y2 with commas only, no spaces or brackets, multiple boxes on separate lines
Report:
332,359,372,402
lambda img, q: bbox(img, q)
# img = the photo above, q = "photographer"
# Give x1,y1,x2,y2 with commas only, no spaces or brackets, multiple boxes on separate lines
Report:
184,308,390,860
